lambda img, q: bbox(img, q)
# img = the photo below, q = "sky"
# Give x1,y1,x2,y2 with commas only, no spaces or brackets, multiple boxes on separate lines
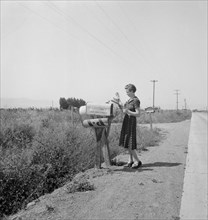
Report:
1,0,207,110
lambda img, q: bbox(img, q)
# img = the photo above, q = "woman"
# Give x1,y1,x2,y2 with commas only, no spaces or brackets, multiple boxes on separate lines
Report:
118,84,142,169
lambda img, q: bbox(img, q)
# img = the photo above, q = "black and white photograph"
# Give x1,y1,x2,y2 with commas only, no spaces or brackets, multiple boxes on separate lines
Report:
1,1,207,219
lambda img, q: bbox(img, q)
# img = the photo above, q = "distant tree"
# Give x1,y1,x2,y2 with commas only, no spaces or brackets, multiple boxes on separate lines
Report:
59,97,86,109
59,98,69,110
67,97,86,108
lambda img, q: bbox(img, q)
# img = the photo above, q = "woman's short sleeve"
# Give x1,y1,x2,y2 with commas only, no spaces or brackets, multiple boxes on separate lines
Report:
133,98,140,109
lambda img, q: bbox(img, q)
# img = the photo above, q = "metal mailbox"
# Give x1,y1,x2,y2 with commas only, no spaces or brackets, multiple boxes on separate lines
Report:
145,107,155,113
79,103,114,128
79,103,113,117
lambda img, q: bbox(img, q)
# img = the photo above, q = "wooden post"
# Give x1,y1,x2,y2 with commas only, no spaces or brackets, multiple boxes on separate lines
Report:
103,117,113,167
102,130,111,168
94,119,112,169
94,128,103,169
149,113,153,130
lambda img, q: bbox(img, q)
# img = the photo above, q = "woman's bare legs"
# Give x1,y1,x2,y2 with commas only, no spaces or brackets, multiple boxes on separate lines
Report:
128,148,140,162
131,149,140,163
127,148,134,163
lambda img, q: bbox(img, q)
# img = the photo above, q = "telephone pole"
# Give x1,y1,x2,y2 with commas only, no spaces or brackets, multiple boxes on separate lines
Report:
150,80,158,109
174,90,180,111
184,98,187,110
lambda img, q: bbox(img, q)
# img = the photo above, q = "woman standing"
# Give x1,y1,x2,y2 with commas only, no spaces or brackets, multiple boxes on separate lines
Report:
118,84,142,169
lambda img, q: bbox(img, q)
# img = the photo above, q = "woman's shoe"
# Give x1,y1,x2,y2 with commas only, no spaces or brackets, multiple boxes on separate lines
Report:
124,161,134,168
132,161,142,169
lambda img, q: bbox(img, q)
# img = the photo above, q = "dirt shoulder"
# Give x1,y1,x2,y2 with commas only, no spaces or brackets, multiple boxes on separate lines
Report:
10,120,191,220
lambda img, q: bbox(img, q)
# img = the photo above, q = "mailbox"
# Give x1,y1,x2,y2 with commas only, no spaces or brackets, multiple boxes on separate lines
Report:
79,103,113,117
79,103,114,128
145,107,155,113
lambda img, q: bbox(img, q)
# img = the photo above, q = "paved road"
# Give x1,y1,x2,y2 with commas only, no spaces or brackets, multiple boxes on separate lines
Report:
180,112,208,220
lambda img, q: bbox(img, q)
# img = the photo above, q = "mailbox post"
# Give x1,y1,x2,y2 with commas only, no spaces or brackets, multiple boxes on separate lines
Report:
79,103,114,169
145,107,155,130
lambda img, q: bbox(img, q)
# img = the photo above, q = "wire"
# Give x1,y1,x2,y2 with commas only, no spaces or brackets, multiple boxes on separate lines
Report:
18,0,127,66
18,1,150,72
47,1,134,66
1,6,28,40
96,1,150,69
117,3,172,75
18,2,79,42
81,2,118,44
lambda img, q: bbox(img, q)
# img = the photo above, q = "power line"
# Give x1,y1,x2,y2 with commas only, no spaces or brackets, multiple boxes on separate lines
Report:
96,2,149,69
82,2,117,42
47,1,133,66
117,3,171,75
18,1,136,68
18,2,79,42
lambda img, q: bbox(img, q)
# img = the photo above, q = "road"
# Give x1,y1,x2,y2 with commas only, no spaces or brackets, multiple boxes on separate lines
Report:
180,112,208,220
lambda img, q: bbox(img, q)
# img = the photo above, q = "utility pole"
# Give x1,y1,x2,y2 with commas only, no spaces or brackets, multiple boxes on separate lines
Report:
184,98,187,110
150,80,158,109
174,90,180,111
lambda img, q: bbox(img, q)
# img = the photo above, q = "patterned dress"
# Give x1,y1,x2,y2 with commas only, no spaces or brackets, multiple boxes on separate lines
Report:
119,96,140,150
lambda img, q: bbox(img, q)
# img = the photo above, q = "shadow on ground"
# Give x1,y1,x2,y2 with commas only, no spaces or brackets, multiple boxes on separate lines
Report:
142,162,182,168
111,161,182,173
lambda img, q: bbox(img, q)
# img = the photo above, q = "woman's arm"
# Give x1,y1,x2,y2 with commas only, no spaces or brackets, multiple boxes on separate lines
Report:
124,108,140,117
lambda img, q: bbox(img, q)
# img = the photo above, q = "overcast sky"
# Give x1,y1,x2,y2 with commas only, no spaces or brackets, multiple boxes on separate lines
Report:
1,0,207,109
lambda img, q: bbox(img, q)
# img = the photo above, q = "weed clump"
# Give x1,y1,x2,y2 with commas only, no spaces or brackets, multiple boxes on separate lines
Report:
66,179,95,193
65,172,95,193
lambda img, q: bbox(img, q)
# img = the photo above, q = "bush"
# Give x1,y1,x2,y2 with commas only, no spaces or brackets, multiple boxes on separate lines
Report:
0,123,35,149
66,179,95,193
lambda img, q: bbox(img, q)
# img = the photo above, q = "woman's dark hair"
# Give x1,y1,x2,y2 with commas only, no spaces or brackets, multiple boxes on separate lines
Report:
125,84,137,93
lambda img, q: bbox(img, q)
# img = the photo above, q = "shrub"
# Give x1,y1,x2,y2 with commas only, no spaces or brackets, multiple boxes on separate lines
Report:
0,123,35,149
66,179,95,193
